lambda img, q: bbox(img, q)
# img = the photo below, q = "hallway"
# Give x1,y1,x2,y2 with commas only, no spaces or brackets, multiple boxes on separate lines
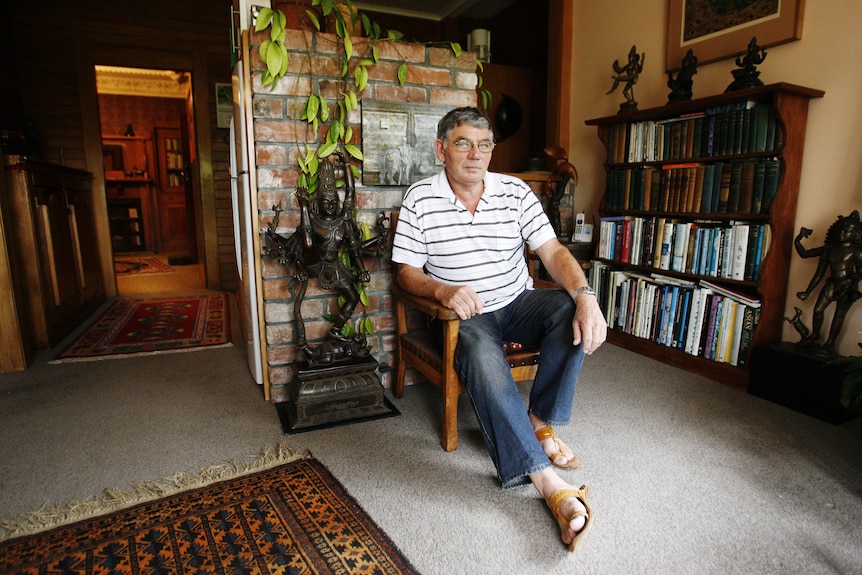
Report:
113,253,207,296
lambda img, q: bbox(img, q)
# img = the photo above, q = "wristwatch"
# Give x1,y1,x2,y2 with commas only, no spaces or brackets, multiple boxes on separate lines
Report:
571,285,596,301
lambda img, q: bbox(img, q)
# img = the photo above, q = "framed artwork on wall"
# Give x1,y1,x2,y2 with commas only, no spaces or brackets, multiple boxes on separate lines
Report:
360,100,451,186
666,0,805,71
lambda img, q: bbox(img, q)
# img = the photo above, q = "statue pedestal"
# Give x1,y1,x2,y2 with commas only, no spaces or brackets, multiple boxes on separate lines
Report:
748,342,858,424
276,356,398,433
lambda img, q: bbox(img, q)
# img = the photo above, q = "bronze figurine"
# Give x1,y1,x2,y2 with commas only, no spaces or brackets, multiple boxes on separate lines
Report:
667,49,698,103
264,152,389,366
607,45,645,113
787,210,862,355
726,37,767,92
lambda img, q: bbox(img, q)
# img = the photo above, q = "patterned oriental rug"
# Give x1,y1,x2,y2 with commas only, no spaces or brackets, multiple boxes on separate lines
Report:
49,294,231,363
0,445,419,575
114,256,176,276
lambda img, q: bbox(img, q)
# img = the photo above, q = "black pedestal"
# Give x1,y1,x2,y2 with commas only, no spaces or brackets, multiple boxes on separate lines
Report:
748,342,858,424
276,356,399,434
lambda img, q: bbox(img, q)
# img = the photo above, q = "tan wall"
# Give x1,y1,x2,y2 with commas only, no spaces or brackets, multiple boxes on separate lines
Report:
569,0,862,356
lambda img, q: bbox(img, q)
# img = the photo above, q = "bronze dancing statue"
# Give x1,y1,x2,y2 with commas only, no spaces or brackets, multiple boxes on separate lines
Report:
607,45,645,113
788,210,862,355
264,152,389,366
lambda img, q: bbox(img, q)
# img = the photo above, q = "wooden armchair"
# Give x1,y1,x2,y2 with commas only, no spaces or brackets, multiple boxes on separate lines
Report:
392,277,549,451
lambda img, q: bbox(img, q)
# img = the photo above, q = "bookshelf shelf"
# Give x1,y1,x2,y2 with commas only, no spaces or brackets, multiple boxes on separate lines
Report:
586,83,824,389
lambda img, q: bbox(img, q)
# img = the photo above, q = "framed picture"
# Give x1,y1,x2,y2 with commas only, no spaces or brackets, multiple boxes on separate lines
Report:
360,100,451,186
666,0,805,71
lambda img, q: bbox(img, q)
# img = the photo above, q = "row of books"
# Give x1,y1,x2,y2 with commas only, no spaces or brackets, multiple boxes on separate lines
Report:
597,217,771,283
604,158,783,214
589,264,762,367
606,101,781,164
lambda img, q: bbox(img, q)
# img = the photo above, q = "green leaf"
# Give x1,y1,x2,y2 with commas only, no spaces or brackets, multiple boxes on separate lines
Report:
305,9,321,31
350,164,361,179
450,42,462,57
266,43,283,77
318,94,329,122
318,142,338,158
349,91,359,109
360,222,372,241
360,315,374,334
273,8,286,31
259,39,271,61
344,125,353,143
254,7,273,31
359,289,370,307
355,66,368,91
476,60,485,72
344,144,363,160
373,22,382,39
306,94,319,122
371,44,379,63
297,154,307,172
387,29,403,41
344,35,353,60
397,63,408,86
360,13,372,36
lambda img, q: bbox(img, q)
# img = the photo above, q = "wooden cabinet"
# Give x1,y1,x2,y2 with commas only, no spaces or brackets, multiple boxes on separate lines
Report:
585,83,824,389
3,155,105,348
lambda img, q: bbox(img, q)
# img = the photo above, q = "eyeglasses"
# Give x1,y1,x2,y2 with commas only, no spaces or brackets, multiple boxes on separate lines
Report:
447,138,495,153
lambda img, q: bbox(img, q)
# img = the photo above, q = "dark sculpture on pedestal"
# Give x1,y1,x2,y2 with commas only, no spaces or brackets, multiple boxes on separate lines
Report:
667,49,698,103
785,210,862,357
726,37,767,92
607,45,645,113
264,151,394,431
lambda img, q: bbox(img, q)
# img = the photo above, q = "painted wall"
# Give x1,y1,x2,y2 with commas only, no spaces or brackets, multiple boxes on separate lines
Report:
569,0,862,356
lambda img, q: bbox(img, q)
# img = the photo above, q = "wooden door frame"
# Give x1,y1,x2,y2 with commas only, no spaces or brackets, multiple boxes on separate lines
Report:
547,0,574,153
74,40,219,296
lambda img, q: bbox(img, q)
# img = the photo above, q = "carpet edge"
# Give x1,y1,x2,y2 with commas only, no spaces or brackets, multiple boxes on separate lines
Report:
0,442,310,542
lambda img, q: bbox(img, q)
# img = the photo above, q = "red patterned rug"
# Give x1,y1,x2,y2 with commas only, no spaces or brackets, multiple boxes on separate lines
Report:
0,445,419,575
49,293,231,362
114,256,175,276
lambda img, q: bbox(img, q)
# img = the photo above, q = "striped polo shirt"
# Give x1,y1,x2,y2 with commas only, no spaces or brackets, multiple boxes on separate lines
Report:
392,169,557,312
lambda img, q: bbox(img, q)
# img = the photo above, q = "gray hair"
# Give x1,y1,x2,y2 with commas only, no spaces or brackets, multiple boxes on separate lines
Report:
436,107,494,142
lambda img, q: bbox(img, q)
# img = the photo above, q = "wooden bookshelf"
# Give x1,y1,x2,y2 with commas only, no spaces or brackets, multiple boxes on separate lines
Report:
586,83,824,389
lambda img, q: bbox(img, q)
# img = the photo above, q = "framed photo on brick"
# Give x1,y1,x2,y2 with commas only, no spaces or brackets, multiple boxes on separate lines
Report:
666,0,805,71
360,100,451,186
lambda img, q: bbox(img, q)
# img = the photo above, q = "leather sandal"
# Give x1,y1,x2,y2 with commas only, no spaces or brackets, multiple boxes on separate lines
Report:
548,485,592,552
535,425,582,469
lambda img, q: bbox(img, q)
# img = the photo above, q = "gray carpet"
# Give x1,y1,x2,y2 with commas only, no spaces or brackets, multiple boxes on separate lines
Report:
1,295,860,574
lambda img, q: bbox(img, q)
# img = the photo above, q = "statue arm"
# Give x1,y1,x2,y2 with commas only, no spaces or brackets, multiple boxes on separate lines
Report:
794,227,823,258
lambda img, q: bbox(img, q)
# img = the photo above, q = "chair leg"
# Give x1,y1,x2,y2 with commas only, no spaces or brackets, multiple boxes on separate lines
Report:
394,347,406,399
441,370,460,452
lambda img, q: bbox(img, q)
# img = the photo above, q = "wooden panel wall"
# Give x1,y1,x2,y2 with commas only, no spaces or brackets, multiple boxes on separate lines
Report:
1,0,237,292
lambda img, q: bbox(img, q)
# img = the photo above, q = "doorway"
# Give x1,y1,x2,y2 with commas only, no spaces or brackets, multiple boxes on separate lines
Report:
95,65,204,294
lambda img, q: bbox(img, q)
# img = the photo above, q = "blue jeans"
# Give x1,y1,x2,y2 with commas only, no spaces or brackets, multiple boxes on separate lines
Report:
453,288,585,489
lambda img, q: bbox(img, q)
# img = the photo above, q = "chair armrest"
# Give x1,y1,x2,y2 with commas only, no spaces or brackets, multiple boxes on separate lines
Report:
392,279,460,321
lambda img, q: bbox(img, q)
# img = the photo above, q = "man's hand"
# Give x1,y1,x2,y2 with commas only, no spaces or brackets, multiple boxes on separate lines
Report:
396,264,483,320
571,293,607,355
436,284,484,320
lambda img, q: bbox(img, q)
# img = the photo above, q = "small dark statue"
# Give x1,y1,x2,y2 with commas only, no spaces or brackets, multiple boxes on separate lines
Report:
667,49,698,103
543,146,578,237
264,152,390,367
785,210,862,356
726,37,767,92
607,45,645,113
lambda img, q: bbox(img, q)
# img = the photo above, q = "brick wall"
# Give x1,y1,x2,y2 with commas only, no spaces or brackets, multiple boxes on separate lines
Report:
249,27,478,402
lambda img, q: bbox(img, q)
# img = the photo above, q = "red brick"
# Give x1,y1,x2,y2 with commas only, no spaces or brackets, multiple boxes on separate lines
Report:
430,88,478,108
374,84,427,103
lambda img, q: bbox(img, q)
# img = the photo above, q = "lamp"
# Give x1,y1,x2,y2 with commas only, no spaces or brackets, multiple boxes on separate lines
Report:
468,28,491,63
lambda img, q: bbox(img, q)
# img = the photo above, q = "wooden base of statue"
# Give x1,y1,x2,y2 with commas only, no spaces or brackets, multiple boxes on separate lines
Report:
276,356,399,433
748,342,858,424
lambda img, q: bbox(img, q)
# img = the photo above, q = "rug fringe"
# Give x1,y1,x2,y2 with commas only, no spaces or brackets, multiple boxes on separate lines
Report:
0,442,310,541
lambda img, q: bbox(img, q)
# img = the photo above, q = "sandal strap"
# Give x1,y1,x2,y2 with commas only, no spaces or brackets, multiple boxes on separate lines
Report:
534,425,559,442
548,486,590,520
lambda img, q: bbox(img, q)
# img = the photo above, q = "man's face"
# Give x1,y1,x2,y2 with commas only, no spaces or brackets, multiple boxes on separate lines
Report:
435,123,494,189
